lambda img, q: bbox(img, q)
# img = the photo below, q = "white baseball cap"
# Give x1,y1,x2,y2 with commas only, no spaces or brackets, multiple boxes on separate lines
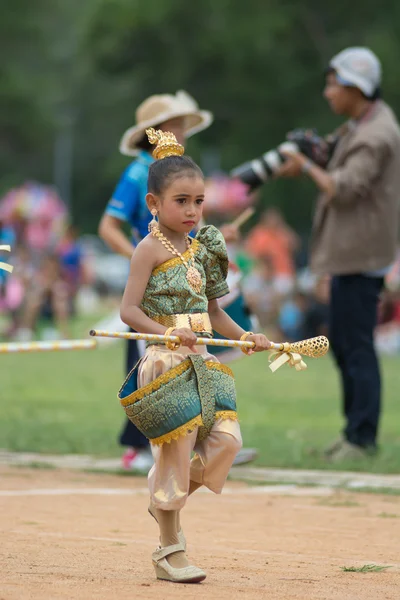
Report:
329,47,381,98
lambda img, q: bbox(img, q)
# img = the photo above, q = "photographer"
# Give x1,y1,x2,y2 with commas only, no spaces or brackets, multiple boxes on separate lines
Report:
276,48,400,461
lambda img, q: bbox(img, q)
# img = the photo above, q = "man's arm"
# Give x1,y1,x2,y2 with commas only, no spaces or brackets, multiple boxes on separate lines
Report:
276,153,336,198
98,214,135,259
277,138,389,204
327,141,389,205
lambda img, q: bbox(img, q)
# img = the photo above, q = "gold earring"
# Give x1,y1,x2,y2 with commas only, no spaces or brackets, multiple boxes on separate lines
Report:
148,208,159,233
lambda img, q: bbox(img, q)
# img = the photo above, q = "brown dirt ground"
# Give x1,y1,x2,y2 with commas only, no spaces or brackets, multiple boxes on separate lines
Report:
0,465,399,600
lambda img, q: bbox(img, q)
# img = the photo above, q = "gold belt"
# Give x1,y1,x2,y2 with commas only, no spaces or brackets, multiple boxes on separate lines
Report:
153,313,213,334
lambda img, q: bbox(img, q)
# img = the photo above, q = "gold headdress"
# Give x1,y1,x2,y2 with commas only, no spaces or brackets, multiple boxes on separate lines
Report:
146,127,185,160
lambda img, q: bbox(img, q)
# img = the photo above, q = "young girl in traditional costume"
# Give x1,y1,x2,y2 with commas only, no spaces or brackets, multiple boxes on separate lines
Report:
119,128,270,584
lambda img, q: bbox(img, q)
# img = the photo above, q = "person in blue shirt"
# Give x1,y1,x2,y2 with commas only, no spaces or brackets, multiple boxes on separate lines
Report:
0,218,16,292
99,91,213,471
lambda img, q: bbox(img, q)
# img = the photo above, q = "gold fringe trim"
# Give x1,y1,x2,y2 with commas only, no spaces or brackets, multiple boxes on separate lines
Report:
215,410,238,421
150,414,204,446
150,411,238,446
120,358,192,406
152,239,201,275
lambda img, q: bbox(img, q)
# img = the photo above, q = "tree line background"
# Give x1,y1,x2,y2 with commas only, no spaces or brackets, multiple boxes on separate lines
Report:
2,0,400,236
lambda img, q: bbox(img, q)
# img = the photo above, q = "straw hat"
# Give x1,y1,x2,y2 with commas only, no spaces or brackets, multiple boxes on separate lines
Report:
119,90,213,156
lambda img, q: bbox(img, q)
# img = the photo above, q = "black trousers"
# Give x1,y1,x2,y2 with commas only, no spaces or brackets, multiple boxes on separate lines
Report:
329,274,384,449
118,335,149,450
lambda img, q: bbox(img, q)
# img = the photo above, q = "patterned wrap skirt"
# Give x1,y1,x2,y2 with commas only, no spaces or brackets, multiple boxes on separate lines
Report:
118,344,238,446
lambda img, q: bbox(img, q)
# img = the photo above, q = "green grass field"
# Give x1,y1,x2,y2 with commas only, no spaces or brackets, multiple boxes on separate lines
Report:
1,315,400,473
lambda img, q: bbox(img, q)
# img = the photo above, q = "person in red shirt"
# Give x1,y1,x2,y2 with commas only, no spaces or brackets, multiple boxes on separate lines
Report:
245,208,300,296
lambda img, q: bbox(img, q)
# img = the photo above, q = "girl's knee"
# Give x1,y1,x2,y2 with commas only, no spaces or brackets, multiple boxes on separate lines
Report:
221,432,242,456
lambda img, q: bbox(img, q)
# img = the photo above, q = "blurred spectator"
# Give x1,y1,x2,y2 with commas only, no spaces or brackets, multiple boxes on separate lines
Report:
302,275,330,339
245,207,300,296
0,219,16,300
56,224,89,311
2,245,34,337
0,218,16,248
277,291,308,341
0,182,67,254
15,254,70,341
243,257,278,327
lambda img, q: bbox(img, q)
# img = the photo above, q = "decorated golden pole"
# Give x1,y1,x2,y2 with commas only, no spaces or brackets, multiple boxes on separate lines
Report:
0,339,97,355
89,330,329,372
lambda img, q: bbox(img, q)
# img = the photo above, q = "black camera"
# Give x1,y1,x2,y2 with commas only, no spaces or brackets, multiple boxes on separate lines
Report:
230,129,336,191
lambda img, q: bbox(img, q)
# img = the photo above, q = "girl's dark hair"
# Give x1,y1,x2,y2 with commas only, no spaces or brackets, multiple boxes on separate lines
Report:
148,155,203,195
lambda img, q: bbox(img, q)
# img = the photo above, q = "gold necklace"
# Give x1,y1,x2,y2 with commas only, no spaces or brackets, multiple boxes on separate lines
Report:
152,229,203,293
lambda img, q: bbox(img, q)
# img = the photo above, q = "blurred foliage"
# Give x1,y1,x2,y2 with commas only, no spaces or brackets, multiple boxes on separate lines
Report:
1,0,400,234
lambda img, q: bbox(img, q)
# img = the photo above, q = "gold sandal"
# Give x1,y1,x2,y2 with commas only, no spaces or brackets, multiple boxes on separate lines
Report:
148,505,187,550
152,543,206,583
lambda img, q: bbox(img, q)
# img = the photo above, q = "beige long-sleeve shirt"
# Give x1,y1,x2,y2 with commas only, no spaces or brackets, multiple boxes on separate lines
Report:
311,101,400,275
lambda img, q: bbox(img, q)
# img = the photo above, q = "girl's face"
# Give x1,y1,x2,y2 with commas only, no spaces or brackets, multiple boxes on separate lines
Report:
157,175,205,234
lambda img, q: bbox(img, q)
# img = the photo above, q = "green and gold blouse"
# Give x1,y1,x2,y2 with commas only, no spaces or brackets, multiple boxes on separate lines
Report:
119,226,237,445
141,225,229,320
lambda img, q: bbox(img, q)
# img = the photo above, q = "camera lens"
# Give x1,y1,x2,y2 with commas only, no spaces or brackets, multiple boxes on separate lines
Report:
231,142,298,191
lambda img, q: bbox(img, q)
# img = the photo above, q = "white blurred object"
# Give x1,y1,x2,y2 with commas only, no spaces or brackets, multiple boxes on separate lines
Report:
92,310,146,353
94,254,130,293
273,274,295,297
218,268,242,309
41,327,60,341
375,324,400,355
75,285,100,315
92,309,129,346
13,328,34,342
79,234,130,293
250,313,261,332
122,448,154,473
296,268,317,294
137,338,146,355
232,448,258,466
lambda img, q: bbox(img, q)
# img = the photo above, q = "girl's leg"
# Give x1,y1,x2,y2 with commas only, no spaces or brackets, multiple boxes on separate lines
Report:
149,430,198,568
189,480,202,495
149,429,197,510
152,508,190,568
174,480,202,536
190,419,242,494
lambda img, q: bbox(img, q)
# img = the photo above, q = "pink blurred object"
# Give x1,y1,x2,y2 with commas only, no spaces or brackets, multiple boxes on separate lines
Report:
0,182,68,250
203,175,251,216
4,277,24,310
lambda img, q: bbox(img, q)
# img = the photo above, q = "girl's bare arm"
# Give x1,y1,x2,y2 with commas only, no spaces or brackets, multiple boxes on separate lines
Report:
120,241,168,334
208,298,271,352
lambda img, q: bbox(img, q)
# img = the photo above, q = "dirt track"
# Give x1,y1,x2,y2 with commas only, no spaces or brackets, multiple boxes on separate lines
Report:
0,466,399,599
